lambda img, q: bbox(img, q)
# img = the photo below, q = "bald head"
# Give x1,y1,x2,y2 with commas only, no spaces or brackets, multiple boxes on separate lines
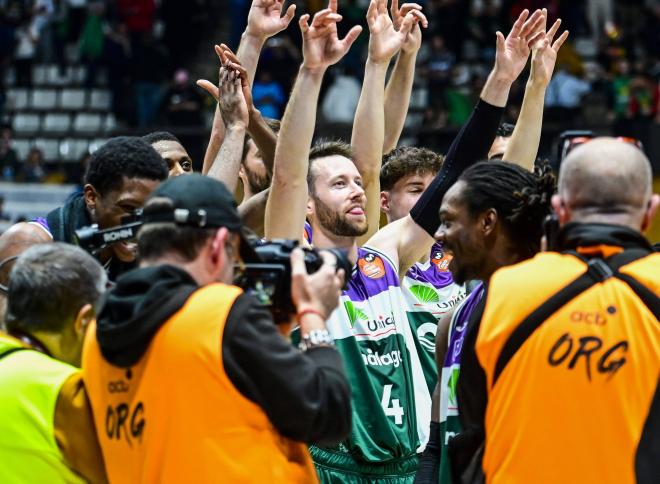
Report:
0,222,51,328
555,137,658,230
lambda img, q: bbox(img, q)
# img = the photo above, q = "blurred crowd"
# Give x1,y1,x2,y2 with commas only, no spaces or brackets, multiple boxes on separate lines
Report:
0,0,218,127
0,0,658,185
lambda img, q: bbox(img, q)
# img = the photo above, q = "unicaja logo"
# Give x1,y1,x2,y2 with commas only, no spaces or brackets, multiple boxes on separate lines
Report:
409,284,440,304
344,301,368,328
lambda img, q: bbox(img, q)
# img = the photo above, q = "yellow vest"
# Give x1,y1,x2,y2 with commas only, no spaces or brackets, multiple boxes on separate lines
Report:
83,283,318,484
0,333,86,484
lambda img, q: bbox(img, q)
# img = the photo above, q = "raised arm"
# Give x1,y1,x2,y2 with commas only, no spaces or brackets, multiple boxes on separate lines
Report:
219,46,279,173
205,65,250,192
367,9,545,275
352,0,420,243
265,1,361,241
199,0,295,174
383,1,427,153
503,12,569,170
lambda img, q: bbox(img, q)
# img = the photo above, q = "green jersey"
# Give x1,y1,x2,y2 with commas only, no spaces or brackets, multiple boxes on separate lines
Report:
310,246,430,467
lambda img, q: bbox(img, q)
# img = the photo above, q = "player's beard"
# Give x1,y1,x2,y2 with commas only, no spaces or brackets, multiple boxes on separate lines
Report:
313,195,368,237
245,166,271,194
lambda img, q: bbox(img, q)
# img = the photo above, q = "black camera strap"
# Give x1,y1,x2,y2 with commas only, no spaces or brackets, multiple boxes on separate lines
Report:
492,248,658,387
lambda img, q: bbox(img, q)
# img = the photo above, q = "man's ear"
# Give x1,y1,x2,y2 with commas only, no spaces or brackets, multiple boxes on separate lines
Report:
551,194,570,226
209,227,229,268
481,208,498,237
380,191,390,214
74,303,95,337
306,197,314,217
641,193,660,233
83,184,98,213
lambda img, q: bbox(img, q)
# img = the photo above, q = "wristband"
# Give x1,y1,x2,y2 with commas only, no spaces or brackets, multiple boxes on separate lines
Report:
296,308,325,324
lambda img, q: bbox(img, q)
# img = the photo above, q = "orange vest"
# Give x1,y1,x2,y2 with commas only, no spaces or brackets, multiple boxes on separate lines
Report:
83,283,318,484
476,251,660,484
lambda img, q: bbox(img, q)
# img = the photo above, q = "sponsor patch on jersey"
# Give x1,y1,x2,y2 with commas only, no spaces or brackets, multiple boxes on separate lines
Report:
431,249,452,272
358,252,386,279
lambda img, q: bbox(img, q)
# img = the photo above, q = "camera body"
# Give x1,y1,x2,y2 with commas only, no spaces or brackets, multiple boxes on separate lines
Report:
236,239,351,324
75,217,350,323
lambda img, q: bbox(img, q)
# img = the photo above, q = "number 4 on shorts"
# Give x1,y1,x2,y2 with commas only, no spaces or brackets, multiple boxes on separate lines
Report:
381,384,404,425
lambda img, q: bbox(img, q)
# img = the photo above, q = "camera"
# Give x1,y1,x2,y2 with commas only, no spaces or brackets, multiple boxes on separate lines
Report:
75,211,142,255
75,216,351,323
235,239,352,324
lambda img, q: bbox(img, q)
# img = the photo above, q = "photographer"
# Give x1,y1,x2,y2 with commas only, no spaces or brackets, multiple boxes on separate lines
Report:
82,174,352,483
18,137,168,281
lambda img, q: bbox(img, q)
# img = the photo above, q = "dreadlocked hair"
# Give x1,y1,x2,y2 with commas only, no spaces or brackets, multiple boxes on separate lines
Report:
459,160,556,258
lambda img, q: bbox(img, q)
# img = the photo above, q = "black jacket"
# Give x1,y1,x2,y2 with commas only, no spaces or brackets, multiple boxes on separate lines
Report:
96,264,352,445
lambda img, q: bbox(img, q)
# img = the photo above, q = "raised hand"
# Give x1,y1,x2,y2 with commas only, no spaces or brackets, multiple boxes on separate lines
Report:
530,12,569,87
217,65,249,129
245,0,296,40
367,0,418,64
390,0,428,54
300,0,362,72
494,8,545,83
197,45,254,110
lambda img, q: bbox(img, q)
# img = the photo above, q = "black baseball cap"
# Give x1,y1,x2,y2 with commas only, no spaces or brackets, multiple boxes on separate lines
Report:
141,174,260,261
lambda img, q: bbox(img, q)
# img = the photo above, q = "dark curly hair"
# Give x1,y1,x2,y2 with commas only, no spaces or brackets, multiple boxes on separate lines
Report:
380,147,444,190
141,131,182,145
458,160,556,258
85,137,168,195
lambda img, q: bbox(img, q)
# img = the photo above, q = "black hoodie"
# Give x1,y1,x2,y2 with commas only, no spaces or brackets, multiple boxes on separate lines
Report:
95,264,352,446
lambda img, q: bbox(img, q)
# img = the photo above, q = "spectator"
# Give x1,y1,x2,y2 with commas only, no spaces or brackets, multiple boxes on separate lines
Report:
13,14,39,87
132,33,169,127
162,69,205,127
252,69,285,119
0,196,10,221
104,21,132,122
0,127,19,181
544,64,591,124
322,70,362,123
22,148,45,183
78,2,105,87
609,58,632,127
115,0,155,41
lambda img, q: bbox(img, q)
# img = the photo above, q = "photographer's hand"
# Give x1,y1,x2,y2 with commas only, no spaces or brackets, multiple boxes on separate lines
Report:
290,248,345,332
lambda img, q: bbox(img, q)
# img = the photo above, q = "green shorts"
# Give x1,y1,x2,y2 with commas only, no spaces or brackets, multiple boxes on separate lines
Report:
311,446,419,483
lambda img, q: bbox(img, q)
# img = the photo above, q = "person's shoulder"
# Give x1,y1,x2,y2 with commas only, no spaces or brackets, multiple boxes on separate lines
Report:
0,221,52,253
491,251,582,291
619,251,660,294
484,252,585,320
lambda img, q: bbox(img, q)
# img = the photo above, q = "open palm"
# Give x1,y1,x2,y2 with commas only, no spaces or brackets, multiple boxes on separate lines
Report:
531,17,570,86
246,0,296,39
495,9,545,82
301,3,362,71
367,0,415,63
391,0,427,54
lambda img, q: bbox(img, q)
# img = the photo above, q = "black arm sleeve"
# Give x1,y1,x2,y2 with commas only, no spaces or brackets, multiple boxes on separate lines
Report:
410,99,504,236
414,421,441,483
222,293,352,445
